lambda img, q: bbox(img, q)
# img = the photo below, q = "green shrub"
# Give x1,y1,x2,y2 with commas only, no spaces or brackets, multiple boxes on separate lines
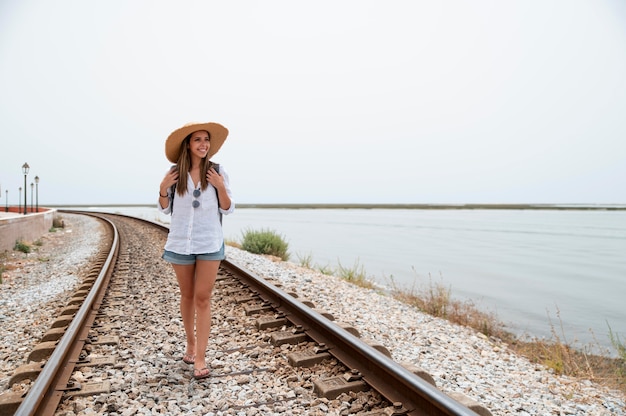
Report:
241,228,289,261
14,240,31,254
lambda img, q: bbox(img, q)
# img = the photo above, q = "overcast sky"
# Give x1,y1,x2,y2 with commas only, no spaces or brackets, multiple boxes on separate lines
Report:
1,0,625,206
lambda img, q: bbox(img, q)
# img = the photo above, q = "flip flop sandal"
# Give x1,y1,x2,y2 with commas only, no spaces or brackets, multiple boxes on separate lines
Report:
182,353,195,364
193,367,210,380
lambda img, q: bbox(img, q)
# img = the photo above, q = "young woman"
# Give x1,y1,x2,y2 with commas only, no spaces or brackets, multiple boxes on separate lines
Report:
158,122,234,380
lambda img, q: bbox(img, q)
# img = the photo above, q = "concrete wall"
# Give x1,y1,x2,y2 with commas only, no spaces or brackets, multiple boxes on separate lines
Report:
0,209,56,252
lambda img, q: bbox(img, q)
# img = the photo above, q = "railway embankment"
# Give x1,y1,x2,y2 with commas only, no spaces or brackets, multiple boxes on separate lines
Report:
0,208,55,252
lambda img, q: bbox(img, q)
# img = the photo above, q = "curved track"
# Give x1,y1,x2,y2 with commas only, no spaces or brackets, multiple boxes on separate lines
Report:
1,211,488,416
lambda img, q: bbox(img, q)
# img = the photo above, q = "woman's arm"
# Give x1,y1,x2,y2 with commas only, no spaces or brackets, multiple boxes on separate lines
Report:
158,167,179,211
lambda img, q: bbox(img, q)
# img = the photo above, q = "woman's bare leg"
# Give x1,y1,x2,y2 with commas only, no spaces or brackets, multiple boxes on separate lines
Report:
172,264,196,357
193,260,220,371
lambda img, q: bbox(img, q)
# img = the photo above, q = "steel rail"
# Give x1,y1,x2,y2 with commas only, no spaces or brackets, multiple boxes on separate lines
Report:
51,211,479,415
14,215,119,416
222,259,480,416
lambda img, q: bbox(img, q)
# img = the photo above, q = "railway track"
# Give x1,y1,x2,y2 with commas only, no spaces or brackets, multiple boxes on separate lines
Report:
0,212,490,416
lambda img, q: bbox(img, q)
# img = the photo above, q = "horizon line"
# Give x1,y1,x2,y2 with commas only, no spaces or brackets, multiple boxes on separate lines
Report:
44,203,626,211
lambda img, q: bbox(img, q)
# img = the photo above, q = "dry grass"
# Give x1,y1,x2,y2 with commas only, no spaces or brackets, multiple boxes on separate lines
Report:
390,275,503,338
389,276,626,394
225,239,242,249
0,252,6,283
0,250,26,283
336,258,376,290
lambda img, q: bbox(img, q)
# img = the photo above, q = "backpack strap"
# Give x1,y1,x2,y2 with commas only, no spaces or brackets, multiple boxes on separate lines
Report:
212,163,223,224
168,165,177,214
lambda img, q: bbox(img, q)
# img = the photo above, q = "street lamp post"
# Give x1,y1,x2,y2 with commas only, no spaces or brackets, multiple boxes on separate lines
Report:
22,163,30,215
19,187,22,213
4,190,7,212
30,183,34,213
35,176,40,212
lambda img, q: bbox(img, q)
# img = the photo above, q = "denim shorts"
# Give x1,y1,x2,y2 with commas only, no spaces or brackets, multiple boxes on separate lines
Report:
162,244,225,265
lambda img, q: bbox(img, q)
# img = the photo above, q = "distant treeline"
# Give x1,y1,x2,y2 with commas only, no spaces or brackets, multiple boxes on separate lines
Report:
50,203,626,211
235,203,626,210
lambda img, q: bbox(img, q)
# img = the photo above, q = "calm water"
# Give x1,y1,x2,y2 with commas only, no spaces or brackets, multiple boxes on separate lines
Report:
96,206,626,352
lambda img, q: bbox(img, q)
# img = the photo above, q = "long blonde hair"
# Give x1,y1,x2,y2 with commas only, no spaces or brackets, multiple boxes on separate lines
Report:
175,133,213,197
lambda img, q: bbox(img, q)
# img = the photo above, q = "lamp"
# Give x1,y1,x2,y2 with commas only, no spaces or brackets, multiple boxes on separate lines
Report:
35,176,40,212
30,183,34,213
22,162,29,215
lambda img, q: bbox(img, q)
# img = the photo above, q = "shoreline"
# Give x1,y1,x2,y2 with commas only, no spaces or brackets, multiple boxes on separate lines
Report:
49,203,626,210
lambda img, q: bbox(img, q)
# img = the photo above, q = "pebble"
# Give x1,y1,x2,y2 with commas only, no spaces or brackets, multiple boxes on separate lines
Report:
0,213,624,415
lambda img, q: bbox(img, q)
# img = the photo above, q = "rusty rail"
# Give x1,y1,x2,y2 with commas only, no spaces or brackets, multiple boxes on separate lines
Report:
222,259,480,416
13,214,119,416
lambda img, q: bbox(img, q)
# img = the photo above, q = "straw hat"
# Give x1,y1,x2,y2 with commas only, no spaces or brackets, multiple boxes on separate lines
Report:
165,122,229,163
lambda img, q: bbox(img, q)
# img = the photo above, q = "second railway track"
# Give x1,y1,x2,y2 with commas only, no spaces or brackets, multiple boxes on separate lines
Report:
1,212,489,416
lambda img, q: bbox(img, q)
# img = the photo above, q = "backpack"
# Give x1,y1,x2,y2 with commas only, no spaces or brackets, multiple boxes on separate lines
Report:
169,163,222,224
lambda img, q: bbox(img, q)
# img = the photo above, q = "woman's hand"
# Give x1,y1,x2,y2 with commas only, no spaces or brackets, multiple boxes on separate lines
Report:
207,167,231,210
160,167,179,195
206,167,224,189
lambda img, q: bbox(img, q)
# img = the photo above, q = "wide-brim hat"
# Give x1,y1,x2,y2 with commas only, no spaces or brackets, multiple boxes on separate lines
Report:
165,122,229,163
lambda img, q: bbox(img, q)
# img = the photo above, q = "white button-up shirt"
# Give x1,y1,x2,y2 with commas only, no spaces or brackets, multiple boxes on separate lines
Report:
158,166,235,255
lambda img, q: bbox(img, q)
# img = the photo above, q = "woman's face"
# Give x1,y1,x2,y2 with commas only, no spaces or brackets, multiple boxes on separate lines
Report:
188,130,210,160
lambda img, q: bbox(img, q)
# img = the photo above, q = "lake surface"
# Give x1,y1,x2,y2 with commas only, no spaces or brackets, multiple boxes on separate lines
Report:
85,206,626,353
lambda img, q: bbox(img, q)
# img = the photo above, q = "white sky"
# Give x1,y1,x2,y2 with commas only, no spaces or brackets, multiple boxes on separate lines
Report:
1,0,625,205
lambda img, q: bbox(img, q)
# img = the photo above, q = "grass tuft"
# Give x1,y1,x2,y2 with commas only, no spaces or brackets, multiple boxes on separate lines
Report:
316,264,335,275
337,258,375,289
14,240,31,254
240,228,290,261
0,252,13,284
296,252,313,269
389,272,502,338
607,323,626,381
